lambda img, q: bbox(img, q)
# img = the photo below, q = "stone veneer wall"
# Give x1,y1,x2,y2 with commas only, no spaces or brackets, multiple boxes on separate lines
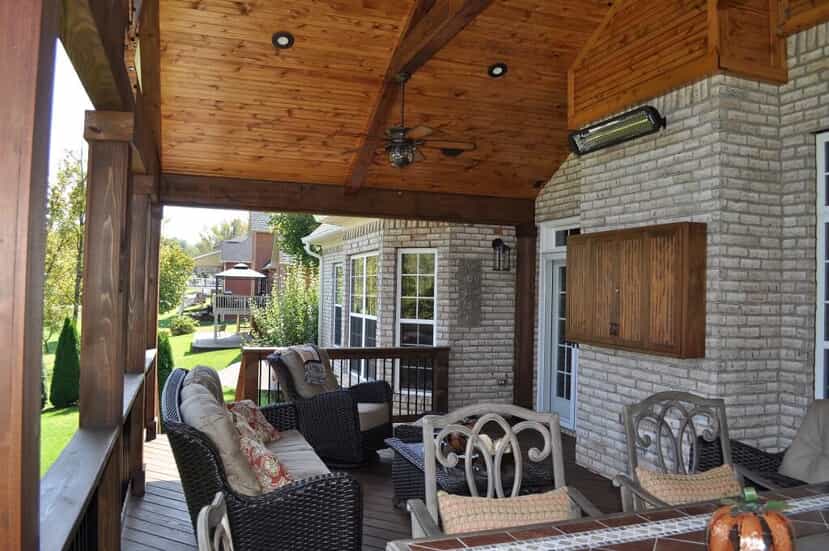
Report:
316,219,516,409
534,22,829,478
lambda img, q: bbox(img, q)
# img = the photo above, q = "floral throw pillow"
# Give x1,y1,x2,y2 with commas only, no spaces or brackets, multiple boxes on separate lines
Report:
229,399,280,443
232,411,292,492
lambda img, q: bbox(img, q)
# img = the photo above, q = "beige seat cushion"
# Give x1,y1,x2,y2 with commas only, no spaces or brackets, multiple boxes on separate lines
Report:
779,399,829,483
183,366,224,403
180,383,261,496
266,429,331,480
279,348,339,399
357,402,389,432
438,488,574,535
636,464,741,506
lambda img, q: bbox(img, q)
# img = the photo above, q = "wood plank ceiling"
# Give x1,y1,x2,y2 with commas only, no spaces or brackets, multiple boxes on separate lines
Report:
159,0,610,199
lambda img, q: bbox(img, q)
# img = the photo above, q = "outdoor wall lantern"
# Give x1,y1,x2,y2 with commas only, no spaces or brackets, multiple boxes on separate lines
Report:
568,105,666,155
491,238,512,272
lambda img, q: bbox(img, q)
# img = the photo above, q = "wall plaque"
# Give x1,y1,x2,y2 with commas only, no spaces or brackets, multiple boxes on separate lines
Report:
457,258,482,328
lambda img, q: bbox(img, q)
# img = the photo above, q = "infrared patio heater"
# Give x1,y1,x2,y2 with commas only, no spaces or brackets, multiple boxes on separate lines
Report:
568,106,666,156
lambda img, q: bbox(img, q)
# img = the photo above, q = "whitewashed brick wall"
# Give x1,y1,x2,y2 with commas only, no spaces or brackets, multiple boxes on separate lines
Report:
316,220,516,409
534,22,829,478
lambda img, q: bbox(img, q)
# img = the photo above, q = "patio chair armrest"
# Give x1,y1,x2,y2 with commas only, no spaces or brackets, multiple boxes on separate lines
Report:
407,499,442,539
730,439,787,473
612,473,670,512
348,380,393,404
260,402,298,432
734,465,782,492
226,473,362,551
294,390,364,465
566,486,603,518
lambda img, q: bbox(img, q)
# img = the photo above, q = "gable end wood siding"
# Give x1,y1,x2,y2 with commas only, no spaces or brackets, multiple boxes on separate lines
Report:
535,21,829,479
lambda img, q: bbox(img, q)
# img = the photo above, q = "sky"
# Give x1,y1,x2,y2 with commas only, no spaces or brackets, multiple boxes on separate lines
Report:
49,42,247,246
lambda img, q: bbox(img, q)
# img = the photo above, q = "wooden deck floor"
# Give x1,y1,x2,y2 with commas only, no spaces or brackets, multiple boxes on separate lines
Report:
123,433,620,551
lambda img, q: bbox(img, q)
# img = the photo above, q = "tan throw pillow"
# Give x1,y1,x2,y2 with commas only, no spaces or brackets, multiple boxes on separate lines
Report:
180,383,262,496
280,348,339,399
635,464,741,506
437,488,574,535
183,366,224,403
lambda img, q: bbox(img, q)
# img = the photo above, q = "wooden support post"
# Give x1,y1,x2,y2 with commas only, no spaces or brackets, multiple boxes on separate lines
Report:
79,110,133,550
0,1,57,548
236,349,261,403
145,204,161,440
513,224,537,409
432,348,450,413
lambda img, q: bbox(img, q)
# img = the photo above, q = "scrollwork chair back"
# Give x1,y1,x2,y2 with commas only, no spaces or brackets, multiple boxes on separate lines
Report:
623,391,732,480
421,403,566,523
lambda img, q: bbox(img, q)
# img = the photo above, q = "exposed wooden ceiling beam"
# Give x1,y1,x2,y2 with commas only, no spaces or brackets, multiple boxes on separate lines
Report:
346,0,494,192
779,1,829,36
59,0,134,110
161,173,534,226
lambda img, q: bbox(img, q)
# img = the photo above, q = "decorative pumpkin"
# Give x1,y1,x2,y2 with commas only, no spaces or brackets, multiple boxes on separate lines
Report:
707,487,794,551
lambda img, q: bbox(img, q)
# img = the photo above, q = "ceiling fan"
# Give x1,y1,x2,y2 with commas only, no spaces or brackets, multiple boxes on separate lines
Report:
378,72,477,168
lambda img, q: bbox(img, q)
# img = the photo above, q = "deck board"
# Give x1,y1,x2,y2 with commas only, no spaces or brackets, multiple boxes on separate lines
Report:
123,432,620,551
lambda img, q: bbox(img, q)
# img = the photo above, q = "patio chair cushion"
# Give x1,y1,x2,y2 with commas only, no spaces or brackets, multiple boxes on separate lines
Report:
232,412,292,492
179,382,262,496
437,487,573,535
280,347,339,399
358,402,389,432
183,365,224,403
635,464,741,506
266,429,331,480
779,399,829,483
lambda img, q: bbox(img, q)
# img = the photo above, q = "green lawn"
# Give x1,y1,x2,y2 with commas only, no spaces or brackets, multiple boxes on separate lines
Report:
40,311,242,475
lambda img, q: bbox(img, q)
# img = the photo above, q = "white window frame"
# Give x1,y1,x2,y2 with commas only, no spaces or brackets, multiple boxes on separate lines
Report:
395,248,438,393
332,263,344,347
816,132,829,398
348,252,379,379
537,217,580,429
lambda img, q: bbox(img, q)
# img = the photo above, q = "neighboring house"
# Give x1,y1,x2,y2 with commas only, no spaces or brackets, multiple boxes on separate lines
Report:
214,211,291,296
192,250,221,276
304,216,517,409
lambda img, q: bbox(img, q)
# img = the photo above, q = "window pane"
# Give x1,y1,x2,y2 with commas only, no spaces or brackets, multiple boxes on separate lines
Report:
400,323,419,346
334,307,342,345
555,230,566,247
419,276,435,297
352,258,364,277
418,324,434,346
560,267,566,292
402,253,418,274
366,295,377,316
350,317,363,346
418,299,434,320
366,272,377,295
351,294,363,314
365,318,377,346
366,255,378,275
419,253,435,274
401,276,417,297
401,298,417,319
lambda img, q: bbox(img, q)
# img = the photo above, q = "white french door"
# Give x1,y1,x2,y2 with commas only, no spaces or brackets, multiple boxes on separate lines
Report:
540,256,578,429
817,132,829,398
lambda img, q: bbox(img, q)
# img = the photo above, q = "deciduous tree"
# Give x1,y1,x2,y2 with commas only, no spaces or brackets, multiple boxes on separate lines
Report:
159,239,195,313
269,213,320,267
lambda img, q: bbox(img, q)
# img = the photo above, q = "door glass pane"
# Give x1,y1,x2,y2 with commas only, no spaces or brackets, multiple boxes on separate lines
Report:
365,318,377,346
350,317,362,346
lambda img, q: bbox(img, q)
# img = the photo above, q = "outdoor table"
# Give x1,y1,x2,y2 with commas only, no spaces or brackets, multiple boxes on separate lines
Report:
386,484,829,550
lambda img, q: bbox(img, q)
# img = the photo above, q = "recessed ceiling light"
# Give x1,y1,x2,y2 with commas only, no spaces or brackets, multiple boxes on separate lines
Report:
272,32,295,49
488,62,508,78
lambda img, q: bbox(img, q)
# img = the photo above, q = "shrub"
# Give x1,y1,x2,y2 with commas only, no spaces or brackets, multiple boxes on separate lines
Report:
251,264,318,346
50,318,80,408
157,331,174,396
169,315,197,336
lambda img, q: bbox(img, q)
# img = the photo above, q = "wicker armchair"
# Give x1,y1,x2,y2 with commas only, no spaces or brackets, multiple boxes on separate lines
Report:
267,349,393,467
162,369,363,551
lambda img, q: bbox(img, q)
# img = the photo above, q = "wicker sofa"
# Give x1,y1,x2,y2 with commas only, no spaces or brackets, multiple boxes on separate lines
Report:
161,367,363,551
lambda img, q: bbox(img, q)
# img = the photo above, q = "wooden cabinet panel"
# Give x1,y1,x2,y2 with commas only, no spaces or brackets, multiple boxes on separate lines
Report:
566,222,706,359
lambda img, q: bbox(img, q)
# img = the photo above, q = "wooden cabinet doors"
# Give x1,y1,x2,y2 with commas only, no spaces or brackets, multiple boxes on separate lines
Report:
565,222,706,358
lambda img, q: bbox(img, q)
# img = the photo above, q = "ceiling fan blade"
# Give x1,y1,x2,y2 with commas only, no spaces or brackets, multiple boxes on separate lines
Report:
407,125,434,139
415,149,426,162
421,140,476,152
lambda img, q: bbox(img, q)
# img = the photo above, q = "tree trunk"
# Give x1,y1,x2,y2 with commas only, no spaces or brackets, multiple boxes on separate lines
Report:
72,216,84,323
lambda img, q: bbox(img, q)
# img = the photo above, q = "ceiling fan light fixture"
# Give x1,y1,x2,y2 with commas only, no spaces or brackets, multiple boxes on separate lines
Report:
388,142,415,168
488,62,508,78
272,31,295,49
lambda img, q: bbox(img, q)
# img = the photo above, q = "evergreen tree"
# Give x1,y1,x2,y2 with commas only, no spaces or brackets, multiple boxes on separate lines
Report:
49,318,80,408
157,331,174,396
